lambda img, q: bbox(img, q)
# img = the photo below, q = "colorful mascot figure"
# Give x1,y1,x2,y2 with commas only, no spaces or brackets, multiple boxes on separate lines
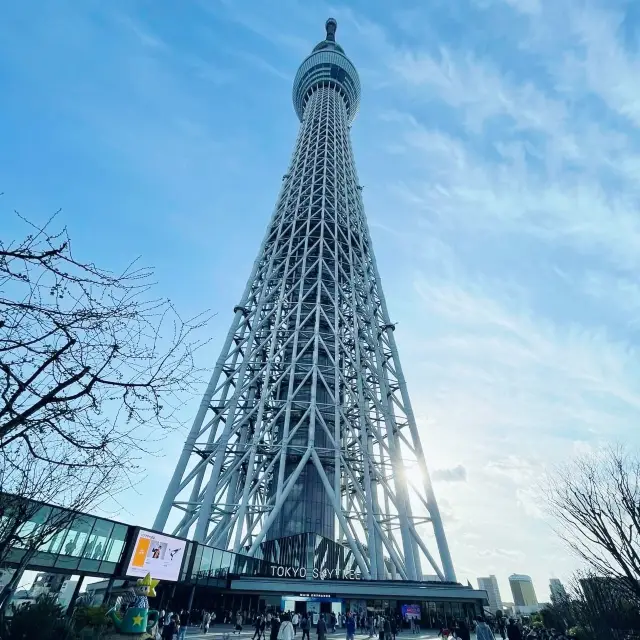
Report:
107,573,160,636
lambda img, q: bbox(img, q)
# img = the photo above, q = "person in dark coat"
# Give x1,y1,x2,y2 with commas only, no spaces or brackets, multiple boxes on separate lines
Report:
384,617,392,640
270,615,281,640
507,619,522,640
301,615,311,640
457,620,471,640
346,613,356,640
162,615,180,640
317,615,327,640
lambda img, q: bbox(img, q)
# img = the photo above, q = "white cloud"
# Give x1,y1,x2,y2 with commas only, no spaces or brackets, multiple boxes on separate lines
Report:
433,465,468,483
388,120,640,271
387,49,565,135
562,7,640,128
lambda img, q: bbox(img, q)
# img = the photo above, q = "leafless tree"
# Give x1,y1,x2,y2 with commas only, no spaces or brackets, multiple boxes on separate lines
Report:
0,445,116,609
546,446,640,603
0,210,209,608
0,211,209,468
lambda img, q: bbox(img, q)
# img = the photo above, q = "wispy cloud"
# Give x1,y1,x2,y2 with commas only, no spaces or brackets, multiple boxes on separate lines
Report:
433,465,468,483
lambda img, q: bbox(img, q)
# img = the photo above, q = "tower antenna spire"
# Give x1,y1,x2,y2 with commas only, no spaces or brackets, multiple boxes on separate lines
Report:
325,17,337,41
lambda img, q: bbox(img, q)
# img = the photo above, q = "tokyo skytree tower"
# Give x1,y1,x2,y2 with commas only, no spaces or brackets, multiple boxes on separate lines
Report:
155,19,456,582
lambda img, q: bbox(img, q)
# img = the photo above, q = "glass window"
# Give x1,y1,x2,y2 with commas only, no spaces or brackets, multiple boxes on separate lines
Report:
78,557,101,573
219,551,233,577
84,519,113,561
14,520,38,548
106,524,127,562
14,505,54,548
200,546,213,576
180,542,193,582
211,549,224,576
191,546,203,580
41,527,66,555
99,523,127,572
62,516,94,557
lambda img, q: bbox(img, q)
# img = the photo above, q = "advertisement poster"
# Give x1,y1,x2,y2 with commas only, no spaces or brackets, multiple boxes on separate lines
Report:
126,529,185,582
401,605,421,620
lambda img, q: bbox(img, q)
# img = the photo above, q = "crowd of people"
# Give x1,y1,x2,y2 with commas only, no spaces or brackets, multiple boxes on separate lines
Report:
473,616,576,640
147,606,576,640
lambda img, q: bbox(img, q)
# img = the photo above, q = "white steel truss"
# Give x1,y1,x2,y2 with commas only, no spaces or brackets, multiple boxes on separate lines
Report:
155,20,456,583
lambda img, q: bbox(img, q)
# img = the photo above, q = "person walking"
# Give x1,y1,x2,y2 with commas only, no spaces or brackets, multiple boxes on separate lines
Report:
506,619,522,640
390,617,397,640
457,620,470,640
271,615,282,640
317,615,328,640
178,610,190,640
384,617,392,640
475,617,495,640
293,613,300,635
164,607,174,636
235,612,244,635
254,615,266,640
346,613,356,640
301,615,311,640
202,611,212,634
162,614,179,640
279,615,295,640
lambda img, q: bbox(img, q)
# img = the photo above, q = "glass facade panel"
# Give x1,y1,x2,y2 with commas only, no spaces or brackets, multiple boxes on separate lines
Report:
192,546,204,578
41,527,66,555
15,505,52,547
99,523,127,573
85,518,113,561
200,546,213,576
211,548,224,576
220,551,233,577
64,515,94,557
180,541,193,582
104,524,127,562
78,557,101,573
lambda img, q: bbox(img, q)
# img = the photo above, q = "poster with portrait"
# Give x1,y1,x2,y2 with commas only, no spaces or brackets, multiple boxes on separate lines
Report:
126,529,185,582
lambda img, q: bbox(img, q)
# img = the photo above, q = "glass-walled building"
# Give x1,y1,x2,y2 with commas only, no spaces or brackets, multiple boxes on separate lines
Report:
0,492,488,625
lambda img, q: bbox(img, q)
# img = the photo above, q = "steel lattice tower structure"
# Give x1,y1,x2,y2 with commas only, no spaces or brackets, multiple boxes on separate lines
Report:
154,19,456,583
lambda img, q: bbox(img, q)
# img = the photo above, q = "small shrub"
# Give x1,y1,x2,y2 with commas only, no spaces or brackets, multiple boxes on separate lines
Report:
8,594,74,639
73,604,110,630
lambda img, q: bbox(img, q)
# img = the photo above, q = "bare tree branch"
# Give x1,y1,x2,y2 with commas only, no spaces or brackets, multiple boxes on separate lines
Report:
546,446,640,604
0,211,212,469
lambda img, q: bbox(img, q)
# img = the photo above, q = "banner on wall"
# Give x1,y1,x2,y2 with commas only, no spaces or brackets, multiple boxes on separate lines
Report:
401,605,421,620
125,529,185,582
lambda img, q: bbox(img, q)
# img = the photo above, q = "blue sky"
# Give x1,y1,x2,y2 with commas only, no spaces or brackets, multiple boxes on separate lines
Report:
2,0,640,601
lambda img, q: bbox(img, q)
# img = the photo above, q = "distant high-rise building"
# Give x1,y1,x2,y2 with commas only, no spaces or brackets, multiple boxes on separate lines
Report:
549,578,567,602
510,574,539,612
478,575,503,612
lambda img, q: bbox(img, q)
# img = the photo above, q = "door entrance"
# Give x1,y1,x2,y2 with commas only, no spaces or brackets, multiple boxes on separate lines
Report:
281,596,344,625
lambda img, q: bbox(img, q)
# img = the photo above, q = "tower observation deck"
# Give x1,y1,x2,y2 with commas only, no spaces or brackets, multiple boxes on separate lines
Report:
154,19,456,583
